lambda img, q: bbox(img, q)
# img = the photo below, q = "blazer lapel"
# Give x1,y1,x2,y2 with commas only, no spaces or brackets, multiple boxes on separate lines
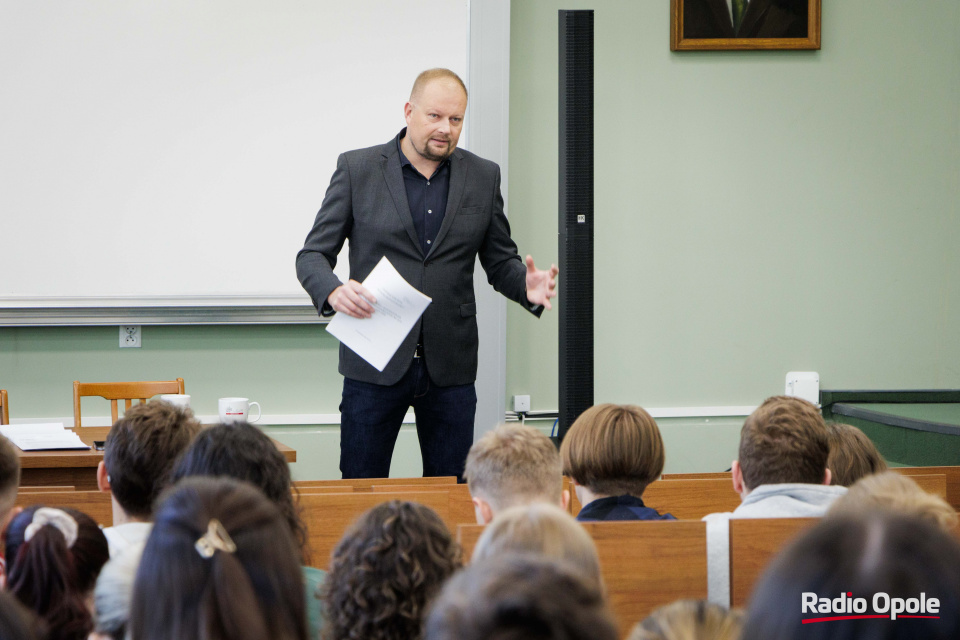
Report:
738,0,771,37
428,149,466,257
706,0,735,37
381,144,423,256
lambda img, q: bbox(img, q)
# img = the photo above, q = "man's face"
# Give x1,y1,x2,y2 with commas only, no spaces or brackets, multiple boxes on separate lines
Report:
404,78,467,163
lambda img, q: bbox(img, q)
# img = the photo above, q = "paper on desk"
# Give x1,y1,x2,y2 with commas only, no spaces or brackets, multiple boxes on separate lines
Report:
326,256,431,372
0,423,90,451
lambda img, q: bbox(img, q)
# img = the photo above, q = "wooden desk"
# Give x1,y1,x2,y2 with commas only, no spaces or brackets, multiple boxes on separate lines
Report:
17,426,296,490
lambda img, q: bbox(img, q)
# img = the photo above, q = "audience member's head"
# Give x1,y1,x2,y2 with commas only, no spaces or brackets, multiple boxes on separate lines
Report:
628,599,743,640
827,470,958,532
734,395,830,495
465,424,566,524
90,542,145,640
129,477,307,640
560,403,665,498
0,590,42,640
471,503,602,588
321,500,461,640
825,422,887,487
742,512,960,640
170,421,308,562
0,435,21,531
424,553,619,640
5,506,110,640
99,400,201,521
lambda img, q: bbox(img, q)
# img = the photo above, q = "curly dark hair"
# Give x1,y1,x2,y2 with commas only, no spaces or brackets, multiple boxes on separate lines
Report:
320,501,462,640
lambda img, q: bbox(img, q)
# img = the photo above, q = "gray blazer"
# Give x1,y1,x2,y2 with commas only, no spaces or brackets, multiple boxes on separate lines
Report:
296,133,540,387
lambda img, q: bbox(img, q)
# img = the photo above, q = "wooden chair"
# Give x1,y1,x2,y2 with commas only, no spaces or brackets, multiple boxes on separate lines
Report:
298,491,450,570
19,485,76,493
729,517,818,607
15,490,114,527
0,389,8,425
461,521,707,634
73,378,185,427
370,483,476,530
642,479,742,520
293,476,457,492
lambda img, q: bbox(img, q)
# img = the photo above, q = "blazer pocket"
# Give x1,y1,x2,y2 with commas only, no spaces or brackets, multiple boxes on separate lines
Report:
459,206,482,216
460,302,477,317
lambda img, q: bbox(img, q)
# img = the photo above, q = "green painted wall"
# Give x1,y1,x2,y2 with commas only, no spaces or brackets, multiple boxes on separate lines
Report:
507,0,960,413
2,0,957,478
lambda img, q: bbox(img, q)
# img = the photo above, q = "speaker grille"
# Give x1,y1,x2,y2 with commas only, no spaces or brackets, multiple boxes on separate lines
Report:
558,10,594,440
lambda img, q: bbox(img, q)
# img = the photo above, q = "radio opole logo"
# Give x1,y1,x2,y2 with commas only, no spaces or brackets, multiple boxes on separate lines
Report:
801,592,940,624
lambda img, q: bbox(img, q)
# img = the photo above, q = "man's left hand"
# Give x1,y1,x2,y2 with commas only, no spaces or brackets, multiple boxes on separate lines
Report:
525,255,559,310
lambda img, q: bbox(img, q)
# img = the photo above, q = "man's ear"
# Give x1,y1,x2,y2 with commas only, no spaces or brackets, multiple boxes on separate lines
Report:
823,468,832,486
731,460,746,495
472,496,494,525
560,489,571,512
97,460,111,493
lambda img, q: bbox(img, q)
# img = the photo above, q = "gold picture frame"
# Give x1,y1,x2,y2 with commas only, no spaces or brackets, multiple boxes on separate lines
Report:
671,0,821,51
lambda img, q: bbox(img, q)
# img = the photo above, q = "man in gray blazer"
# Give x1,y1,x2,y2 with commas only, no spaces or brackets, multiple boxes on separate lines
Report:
297,69,557,479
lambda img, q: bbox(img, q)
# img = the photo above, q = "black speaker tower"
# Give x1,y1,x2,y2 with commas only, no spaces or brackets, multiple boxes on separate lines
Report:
558,10,594,441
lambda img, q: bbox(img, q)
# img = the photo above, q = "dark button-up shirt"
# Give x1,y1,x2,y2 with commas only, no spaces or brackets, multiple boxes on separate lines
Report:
575,494,677,522
398,129,450,256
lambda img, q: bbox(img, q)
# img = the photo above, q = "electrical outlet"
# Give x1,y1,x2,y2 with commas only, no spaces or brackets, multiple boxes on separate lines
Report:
120,325,141,348
513,395,531,413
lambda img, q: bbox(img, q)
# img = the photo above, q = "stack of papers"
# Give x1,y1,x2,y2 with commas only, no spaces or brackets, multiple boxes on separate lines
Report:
0,423,91,451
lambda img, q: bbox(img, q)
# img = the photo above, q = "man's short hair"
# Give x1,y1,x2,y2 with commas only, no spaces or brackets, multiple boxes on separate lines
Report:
0,435,20,512
560,404,665,496
738,396,829,491
410,68,468,102
424,553,618,640
103,401,201,519
464,424,562,513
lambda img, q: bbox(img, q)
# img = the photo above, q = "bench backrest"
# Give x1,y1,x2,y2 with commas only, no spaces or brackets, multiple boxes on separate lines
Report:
15,490,113,527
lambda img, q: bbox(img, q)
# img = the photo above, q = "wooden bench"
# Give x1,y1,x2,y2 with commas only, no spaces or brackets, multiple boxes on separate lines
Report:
370,484,476,529
729,517,818,607
642,479,741,520
458,520,707,635
15,490,113,527
298,491,451,570
293,476,457,492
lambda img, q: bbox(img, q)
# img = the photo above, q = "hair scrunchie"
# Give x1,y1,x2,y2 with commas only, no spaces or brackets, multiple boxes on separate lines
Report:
23,507,79,548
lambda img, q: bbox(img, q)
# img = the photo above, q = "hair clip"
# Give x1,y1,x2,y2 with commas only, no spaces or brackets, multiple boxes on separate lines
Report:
195,519,237,558
24,508,79,548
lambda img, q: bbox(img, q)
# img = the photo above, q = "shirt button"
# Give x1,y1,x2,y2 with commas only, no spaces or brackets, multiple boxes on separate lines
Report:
428,209,432,214
426,181,431,185
427,240,432,244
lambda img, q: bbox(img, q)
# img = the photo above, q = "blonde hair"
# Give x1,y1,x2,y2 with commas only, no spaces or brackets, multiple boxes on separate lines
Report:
628,599,743,640
471,503,602,588
464,424,563,513
410,68,467,102
560,404,665,496
828,470,958,533
825,422,887,486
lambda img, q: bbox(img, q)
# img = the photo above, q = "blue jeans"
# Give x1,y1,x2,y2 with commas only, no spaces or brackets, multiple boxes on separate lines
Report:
339,359,477,479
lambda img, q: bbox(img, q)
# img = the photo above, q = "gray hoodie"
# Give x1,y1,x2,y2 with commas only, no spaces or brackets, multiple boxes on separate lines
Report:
702,483,848,606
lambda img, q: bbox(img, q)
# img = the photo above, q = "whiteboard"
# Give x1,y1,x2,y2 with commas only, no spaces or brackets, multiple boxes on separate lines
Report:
0,1,468,319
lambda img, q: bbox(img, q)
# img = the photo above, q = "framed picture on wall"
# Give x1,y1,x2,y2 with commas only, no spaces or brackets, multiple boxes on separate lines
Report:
670,0,821,51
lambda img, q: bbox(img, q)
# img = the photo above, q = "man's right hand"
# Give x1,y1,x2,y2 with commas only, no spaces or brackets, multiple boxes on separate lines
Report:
327,280,377,319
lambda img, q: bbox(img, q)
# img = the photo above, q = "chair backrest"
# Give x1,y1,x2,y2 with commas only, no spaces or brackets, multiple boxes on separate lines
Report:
729,517,818,607
371,484,476,529
458,520,707,634
894,467,960,510
73,378,185,427
14,490,114,527
298,490,451,571
642,478,742,520
293,476,457,492
0,389,8,425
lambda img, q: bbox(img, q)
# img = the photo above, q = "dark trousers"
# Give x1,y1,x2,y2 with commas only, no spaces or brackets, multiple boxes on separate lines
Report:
339,359,476,479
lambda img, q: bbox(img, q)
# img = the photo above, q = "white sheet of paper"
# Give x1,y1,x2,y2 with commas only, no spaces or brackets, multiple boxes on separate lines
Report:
0,423,91,451
326,256,432,372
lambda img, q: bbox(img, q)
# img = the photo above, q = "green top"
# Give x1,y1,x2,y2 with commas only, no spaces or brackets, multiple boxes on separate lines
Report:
303,565,327,638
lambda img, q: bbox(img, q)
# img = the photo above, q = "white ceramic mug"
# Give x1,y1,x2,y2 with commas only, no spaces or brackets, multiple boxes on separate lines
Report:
159,394,191,409
218,397,261,423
